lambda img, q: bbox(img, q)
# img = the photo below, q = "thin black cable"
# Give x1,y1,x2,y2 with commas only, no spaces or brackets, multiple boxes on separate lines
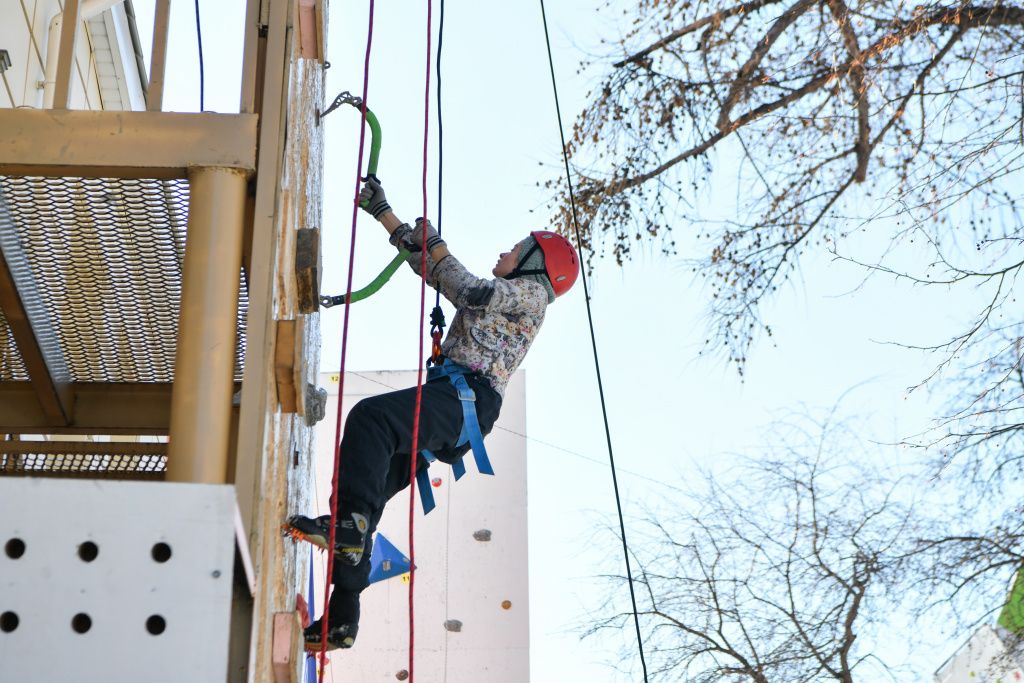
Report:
537,2,650,680
194,0,205,111
434,0,444,311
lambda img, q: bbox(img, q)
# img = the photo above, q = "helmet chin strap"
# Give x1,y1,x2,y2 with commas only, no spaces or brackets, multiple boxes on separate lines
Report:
505,243,546,280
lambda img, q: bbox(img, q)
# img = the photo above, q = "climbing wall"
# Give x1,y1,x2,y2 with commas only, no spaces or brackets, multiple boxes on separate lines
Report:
307,370,530,681
0,478,238,682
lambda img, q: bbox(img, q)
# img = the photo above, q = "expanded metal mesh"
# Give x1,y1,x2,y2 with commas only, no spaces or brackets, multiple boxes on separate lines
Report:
0,176,247,383
0,441,166,480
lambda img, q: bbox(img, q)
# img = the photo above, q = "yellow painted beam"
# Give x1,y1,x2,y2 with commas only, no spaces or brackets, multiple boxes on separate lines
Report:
0,110,258,179
0,381,228,434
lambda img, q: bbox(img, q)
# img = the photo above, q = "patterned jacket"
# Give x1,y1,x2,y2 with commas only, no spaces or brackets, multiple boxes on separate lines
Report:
404,248,547,397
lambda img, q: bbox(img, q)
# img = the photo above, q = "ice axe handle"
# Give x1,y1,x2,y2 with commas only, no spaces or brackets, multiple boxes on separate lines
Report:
358,173,380,210
357,108,383,209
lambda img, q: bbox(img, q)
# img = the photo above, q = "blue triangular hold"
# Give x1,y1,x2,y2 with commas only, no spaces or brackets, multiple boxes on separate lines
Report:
368,533,412,585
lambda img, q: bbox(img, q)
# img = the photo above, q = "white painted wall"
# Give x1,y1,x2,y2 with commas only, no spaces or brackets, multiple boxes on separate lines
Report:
0,0,142,110
0,478,237,682
309,370,530,682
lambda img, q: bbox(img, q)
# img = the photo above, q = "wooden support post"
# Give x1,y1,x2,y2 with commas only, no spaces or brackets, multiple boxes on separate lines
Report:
167,166,248,484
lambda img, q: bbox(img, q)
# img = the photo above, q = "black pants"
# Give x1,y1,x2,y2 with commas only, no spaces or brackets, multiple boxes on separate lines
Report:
328,373,502,625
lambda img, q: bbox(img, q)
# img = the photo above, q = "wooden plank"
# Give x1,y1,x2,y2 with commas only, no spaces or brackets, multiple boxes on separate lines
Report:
297,0,318,60
316,0,327,63
0,254,68,426
294,228,320,314
0,110,258,179
271,611,301,683
274,320,297,413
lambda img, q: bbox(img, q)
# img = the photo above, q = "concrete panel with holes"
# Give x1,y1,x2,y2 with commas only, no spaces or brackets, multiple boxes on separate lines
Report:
0,478,237,682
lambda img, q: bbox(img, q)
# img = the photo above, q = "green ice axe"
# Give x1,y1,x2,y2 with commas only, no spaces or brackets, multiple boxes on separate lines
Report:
318,91,411,308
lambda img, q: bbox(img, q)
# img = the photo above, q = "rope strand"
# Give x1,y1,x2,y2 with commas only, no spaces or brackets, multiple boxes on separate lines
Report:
319,2,376,679
536,2,650,680
193,0,204,111
408,1,435,680
435,0,445,309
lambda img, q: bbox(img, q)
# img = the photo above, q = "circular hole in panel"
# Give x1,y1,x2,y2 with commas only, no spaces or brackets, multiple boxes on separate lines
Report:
151,542,172,563
4,538,25,559
71,613,92,634
1,611,19,632
78,541,99,562
146,615,166,635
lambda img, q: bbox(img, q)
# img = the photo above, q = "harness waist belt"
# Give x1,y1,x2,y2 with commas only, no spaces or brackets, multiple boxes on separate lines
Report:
415,359,494,514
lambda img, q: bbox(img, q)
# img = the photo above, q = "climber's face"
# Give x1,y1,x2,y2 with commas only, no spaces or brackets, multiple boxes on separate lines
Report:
493,243,522,278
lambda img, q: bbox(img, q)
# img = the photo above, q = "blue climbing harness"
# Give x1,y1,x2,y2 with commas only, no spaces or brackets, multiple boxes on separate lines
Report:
416,358,495,514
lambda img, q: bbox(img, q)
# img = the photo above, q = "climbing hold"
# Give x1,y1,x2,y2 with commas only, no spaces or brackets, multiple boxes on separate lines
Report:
444,619,462,633
472,529,492,542
501,600,512,610
431,477,442,488
305,385,328,426
395,670,409,681
368,533,412,585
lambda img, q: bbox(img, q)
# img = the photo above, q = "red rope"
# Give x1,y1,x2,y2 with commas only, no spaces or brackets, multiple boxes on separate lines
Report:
318,2,375,679
408,1,434,680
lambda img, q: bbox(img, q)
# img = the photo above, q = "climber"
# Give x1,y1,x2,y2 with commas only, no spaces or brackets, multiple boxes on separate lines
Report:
285,177,579,651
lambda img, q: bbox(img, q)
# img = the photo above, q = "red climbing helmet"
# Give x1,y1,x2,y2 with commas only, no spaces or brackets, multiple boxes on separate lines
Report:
530,230,579,298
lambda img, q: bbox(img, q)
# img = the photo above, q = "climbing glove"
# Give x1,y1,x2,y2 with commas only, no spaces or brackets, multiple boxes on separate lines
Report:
412,217,446,252
391,218,445,253
359,177,391,219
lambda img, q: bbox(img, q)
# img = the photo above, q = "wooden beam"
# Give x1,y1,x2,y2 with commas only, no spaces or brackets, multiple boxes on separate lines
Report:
0,255,69,426
147,0,172,112
53,0,82,109
236,0,291,540
0,110,258,179
239,0,263,114
0,381,239,435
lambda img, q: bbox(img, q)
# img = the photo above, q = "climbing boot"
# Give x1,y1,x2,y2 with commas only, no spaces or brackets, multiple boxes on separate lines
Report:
283,511,369,566
303,618,358,651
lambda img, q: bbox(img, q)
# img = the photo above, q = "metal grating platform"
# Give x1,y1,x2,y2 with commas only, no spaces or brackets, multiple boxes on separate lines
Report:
0,440,166,480
0,176,247,383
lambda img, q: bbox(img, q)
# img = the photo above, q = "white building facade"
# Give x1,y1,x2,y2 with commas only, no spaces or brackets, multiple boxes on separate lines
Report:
308,369,530,682
1,0,146,111
935,625,1024,683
